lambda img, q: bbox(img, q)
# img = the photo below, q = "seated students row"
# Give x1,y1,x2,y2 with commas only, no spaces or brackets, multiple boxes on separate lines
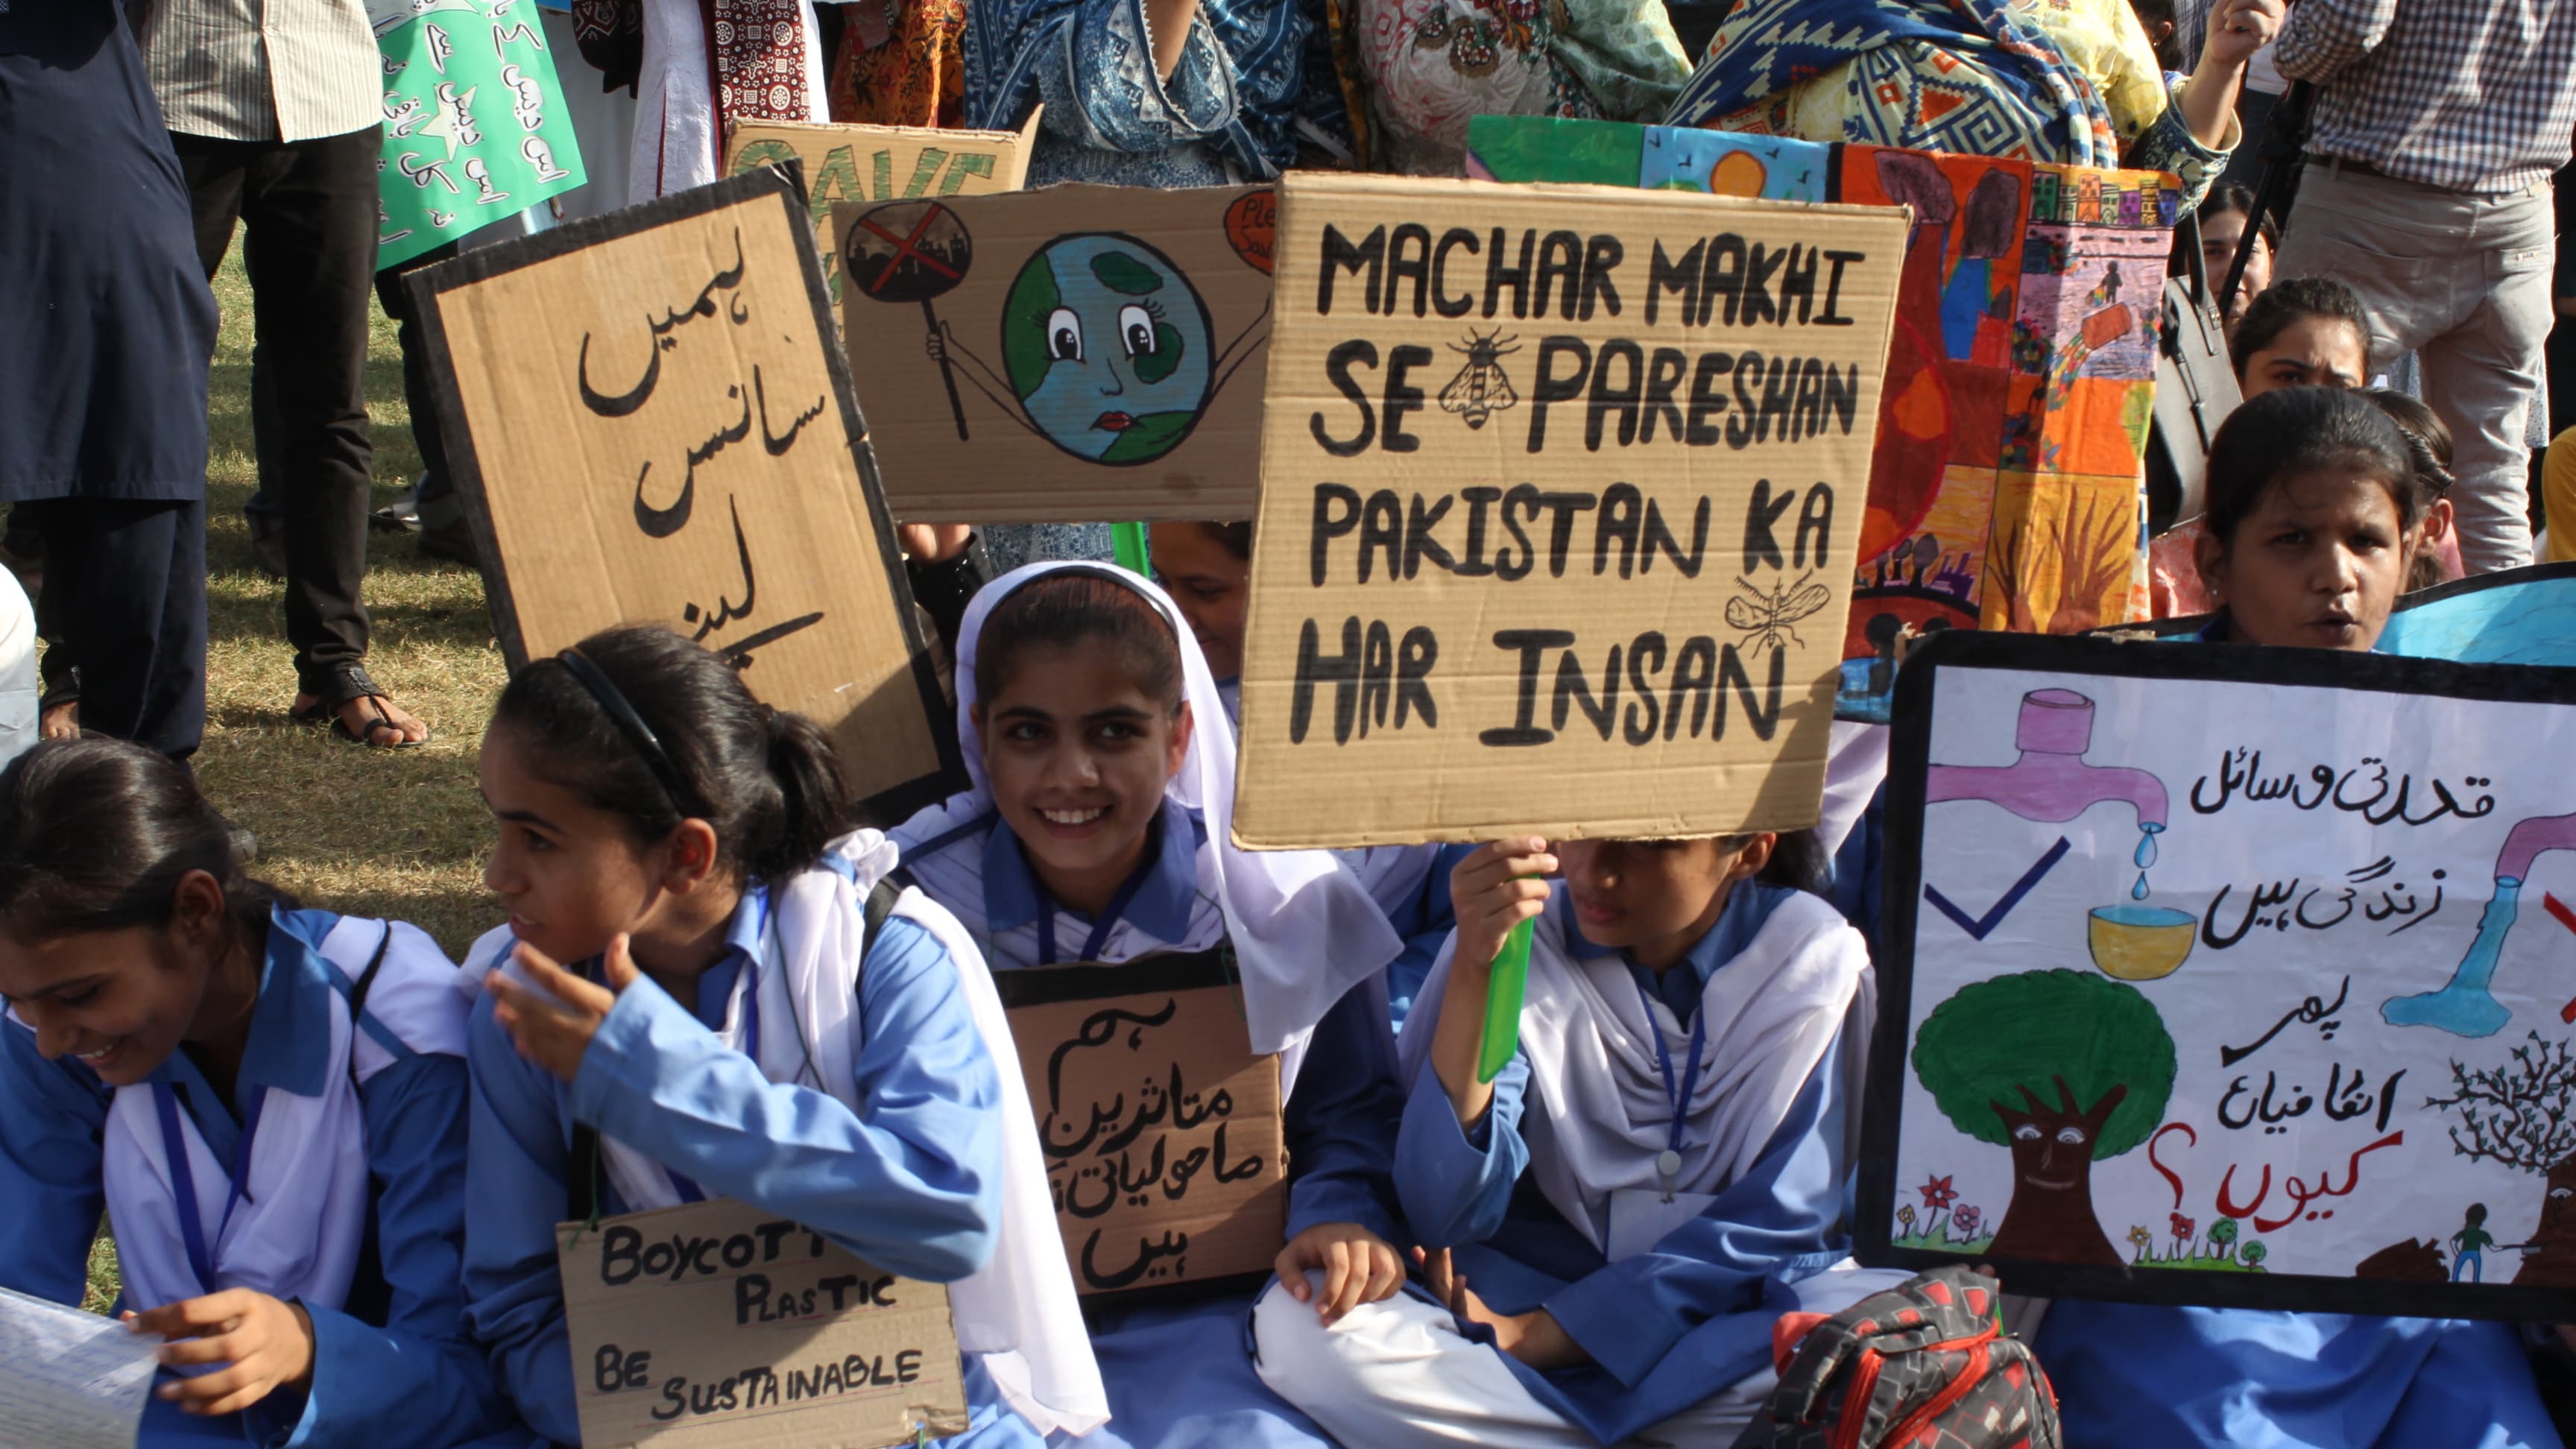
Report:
0,466,2554,1448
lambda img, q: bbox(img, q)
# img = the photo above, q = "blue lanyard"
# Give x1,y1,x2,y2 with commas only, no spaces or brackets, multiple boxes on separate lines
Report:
1632,981,1706,1198
153,1081,268,1295
1036,854,1156,966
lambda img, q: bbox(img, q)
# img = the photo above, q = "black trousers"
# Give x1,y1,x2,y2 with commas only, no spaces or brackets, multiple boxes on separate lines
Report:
251,239,460,516
173,125,379,701
25,497,207,761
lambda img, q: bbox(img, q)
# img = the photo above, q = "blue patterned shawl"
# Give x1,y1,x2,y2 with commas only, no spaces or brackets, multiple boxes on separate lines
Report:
1664,0,2116,167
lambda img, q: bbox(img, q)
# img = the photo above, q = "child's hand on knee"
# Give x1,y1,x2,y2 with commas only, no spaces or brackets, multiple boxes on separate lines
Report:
1275,1222,1404,1325
127,1288,317,1416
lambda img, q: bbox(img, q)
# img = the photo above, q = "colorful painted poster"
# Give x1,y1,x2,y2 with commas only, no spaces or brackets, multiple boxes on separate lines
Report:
368,0,587,270
1866,631,2576,1318
1465,116,2179,722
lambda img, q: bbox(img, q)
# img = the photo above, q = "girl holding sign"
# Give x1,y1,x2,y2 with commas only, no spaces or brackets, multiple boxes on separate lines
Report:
0,739,515,1447
459,626,1105,1448
1251,828,1905,1445
891,562,1412,1448
2036,387,2560,1445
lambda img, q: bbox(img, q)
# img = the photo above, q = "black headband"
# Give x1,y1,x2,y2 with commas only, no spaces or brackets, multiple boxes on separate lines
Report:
554,647,692,813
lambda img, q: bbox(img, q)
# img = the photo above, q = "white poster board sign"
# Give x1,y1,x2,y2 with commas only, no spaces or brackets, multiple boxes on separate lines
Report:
1863,631,2576,1319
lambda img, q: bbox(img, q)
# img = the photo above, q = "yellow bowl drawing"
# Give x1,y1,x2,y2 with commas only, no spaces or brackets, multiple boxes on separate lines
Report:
2088,905,2195,981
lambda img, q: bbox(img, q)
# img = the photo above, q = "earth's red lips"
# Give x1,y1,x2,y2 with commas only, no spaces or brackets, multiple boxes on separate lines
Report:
1093,411,1137,432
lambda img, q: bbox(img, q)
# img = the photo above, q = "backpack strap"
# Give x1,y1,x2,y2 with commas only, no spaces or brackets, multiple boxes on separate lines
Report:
341,924,395,1093
863,877,903,942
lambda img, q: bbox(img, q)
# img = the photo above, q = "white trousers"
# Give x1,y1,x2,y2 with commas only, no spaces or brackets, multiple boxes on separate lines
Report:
1251,1263,1910,1449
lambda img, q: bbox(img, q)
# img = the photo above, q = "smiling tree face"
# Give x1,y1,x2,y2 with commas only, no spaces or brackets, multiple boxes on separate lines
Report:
1914,969,2176,1266
1000,233,1214,465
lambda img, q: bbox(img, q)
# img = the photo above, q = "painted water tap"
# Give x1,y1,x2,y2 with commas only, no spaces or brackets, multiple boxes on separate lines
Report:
1925,689,2168,829
2496,809,2576,886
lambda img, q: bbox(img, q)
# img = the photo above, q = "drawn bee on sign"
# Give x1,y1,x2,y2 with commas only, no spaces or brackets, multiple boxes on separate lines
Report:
1726,572,1833,654
1439,328,1520,430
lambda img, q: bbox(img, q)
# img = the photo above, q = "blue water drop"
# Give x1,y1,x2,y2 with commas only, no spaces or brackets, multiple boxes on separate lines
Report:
2133,871,2150,900
2134,830,2159,869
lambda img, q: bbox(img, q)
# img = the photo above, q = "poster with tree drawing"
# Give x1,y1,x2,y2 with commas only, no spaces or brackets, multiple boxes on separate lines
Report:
1863,630,2576,1319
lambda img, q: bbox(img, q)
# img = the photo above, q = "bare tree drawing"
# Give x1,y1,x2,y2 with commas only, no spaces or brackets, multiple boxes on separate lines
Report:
2425,1033,2576,1286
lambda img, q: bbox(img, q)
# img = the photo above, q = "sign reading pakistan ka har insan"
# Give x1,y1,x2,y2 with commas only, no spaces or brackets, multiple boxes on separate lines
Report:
1234,174,1909,847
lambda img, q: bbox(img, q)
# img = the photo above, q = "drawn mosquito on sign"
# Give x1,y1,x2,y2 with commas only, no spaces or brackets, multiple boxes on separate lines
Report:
1439,328,1520,429
1726,571,1833,654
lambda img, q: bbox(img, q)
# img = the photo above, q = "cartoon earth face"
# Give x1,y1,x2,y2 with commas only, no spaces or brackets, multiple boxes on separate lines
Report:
1000,233,1213,465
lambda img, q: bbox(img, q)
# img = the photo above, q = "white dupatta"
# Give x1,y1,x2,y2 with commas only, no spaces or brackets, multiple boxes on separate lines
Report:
894,561,1403,1061
100,915,465,1313
1401,888,1871,1254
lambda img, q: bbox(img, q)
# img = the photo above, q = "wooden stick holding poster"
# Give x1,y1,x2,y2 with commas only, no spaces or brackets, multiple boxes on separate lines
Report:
405,168,959,821
1231,173,1908,846
555,1199,970,1448
1863,628,2576,1320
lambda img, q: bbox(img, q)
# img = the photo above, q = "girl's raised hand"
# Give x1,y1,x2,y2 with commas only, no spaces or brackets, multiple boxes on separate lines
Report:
1448,839,1557,973
125,1289,315,1416
486,934,640,1083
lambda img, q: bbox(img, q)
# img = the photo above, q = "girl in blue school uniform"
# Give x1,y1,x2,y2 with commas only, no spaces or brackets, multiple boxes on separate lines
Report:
889,561,1412,1448
1253,824,1904,1447
459,625,1105,1448
0,737,514,1448
2035,386,2561,1447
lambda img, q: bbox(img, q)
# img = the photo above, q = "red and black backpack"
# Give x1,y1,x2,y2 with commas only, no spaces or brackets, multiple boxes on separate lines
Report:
1729,1266,2061,1449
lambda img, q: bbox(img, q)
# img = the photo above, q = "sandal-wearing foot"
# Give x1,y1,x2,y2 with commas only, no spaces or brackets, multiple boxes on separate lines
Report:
333,695,426,749
294,666,430,749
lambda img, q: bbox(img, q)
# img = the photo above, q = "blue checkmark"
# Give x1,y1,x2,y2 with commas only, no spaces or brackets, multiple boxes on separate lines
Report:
1923,837,2073,940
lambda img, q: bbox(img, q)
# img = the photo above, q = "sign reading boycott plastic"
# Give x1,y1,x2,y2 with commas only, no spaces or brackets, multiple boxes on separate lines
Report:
555,1198,969,1448
408,168,957,821
991,950,1290,1301
1232,172,1907,846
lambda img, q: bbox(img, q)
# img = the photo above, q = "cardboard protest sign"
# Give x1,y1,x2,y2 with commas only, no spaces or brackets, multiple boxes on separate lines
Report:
1863,629,2576,1318
408,168,956,818
555,1199,969,1448
833,183,1279,523
367,0,587,270
724,113,1039,305
1468,117,2176,724
990,950,1289,1300
1231,171,1907,847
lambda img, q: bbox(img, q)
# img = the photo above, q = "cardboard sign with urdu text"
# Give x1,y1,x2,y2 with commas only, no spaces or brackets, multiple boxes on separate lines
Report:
990,950,1289,1298
408,169,956,819
1233,172,1908,846
833,183,1279,523
724,113,1039,305
553,1198,969,1448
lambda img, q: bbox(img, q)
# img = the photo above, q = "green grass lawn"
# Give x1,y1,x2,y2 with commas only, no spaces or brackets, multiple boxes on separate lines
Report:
189,250,508,954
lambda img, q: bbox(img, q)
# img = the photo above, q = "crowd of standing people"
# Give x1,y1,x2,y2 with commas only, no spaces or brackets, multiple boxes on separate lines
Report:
1,0,2574,1443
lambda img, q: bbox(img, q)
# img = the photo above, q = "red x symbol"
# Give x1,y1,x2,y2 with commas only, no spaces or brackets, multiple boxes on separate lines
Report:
856,206,960,296
2545,892,2576,1023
